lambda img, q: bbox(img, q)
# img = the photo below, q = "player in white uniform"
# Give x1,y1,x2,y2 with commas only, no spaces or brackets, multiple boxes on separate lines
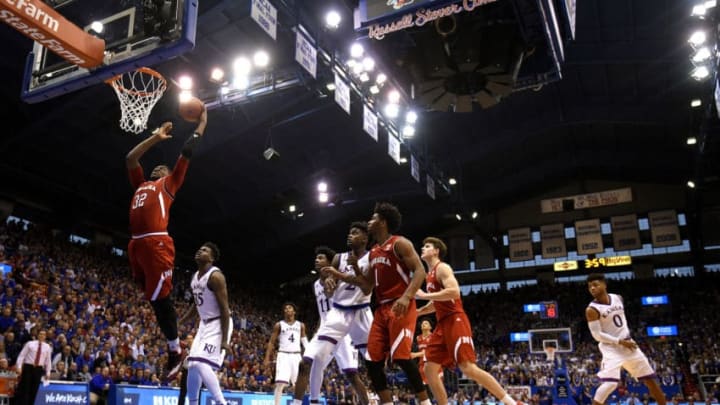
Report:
293,222,373,405
265,302,308,405
177,243,233,405
585,273,667,405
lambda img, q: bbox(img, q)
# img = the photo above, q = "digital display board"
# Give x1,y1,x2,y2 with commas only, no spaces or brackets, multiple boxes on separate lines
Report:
641,295,669,305
647,325,678,337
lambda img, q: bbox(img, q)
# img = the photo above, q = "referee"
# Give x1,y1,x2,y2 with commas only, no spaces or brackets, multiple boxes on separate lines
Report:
13,329,52,405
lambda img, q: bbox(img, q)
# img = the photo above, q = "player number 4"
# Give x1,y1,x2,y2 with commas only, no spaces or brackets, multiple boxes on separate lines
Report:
288,333,295,343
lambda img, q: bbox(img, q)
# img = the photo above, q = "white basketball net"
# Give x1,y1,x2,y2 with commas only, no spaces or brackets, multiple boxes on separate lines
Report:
544,347,556,362
107,67,167,134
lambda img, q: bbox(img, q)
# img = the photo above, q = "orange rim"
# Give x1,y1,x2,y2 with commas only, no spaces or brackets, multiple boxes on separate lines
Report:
105,67,167,97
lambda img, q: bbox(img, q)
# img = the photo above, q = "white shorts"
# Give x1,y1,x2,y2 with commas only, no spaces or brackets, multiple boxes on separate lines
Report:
276,351,302,385
597,345,655,381
304,305,373,366
187,317,233,370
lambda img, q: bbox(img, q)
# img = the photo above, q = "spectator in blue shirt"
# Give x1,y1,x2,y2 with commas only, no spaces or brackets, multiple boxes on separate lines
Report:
89,366,112,405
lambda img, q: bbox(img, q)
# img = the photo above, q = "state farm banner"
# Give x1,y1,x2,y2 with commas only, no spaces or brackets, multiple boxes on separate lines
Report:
541,187,632,213
649,210,682,247
611,214,642,251
540,223,567,259
508,227,533,262
575,219,603,255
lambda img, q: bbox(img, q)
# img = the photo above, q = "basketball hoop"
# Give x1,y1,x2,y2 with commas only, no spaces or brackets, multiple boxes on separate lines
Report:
544,347,556,362
106,67,167,134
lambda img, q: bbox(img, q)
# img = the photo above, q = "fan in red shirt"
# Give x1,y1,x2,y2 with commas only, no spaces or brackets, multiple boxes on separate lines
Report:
416,237,525,405
411,319,443,385
125,107,207,380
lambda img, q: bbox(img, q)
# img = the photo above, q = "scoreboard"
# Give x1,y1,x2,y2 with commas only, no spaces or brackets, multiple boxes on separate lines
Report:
523,301,559,319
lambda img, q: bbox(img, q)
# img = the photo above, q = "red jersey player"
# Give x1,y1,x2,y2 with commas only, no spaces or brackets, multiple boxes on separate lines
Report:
411,319,443,385
416,237,524,405
327,202,431,405
125,108,207,380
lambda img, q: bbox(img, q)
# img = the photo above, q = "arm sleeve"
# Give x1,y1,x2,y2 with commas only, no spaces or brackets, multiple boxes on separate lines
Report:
165,156,190,196
301,336,310,349
588,320,620,344
128,165,145,189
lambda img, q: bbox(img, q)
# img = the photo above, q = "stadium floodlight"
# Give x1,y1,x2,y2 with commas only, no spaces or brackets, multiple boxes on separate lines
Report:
455,213,462,221
376,73,387,84
233,56,252,75
90,21,104,34
289,204,297,213
692,4,707,16
687,180,696,188
388,90,401,103
448,178,457,185
233,75,250,90
253,50,270,68
692,47,711,62
210,67,225,83
362,57,375,72
325,10,341,29
691,65,710,80
317,182,328,192
691,99,702,107
350,43,364,58
369,85,380,94
472,211,478,219
687,137,698,145
179,90,193,103
326,82,336,91
384,103,399,118
178,75,193,90
706,0,716,8
689,30,707,46
406,111,418,124
402,125,415,138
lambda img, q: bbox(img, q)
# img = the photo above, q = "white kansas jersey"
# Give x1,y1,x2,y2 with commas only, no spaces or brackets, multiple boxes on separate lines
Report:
314,279,332,322
191,266,222,320
333,251,372,307
588,293,631,345
278,320,302,352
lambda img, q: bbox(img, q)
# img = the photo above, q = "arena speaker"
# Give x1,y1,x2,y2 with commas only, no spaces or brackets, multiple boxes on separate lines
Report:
375,1,526,112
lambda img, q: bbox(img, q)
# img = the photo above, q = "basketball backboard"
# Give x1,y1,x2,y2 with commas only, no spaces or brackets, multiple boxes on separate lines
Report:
20,0,197,103
528,327,573,354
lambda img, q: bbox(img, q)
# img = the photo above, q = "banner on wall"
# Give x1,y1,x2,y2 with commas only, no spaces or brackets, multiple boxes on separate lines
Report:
295,28,317,78
540,223,567,258
649,210,682,247
611,214,642,251
541,187,632,213
251,0,277,40
575,219,603,255
508,227,533,262
334,73,351,114
363,104,378,141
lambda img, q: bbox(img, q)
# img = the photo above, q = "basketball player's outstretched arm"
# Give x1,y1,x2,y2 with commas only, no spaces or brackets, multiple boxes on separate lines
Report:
391,237,427,317
263,322,281,367
126,122,173,170
208,271,233,355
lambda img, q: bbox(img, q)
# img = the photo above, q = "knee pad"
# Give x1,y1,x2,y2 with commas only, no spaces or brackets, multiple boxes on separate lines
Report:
366,360,388,392
594,381,618,403
395,359,425,393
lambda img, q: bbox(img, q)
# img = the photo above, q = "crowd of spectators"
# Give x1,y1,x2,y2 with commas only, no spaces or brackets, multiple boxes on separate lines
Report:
0,218,718,404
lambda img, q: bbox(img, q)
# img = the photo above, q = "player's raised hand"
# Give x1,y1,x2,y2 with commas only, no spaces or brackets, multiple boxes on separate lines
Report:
152,121,173,140
347,251,358,268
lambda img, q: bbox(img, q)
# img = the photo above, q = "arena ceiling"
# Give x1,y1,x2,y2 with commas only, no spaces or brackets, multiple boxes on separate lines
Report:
0,0,716,281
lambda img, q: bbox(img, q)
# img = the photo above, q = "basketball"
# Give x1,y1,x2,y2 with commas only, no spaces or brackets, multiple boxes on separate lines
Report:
179,96,204,122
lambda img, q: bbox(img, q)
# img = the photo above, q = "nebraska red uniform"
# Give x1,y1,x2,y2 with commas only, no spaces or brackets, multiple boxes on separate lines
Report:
368,235,417,361
127,156,189,301
424,262,476,367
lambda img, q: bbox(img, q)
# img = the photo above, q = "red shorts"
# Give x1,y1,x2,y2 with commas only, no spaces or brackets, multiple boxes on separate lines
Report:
128,235,175,301
425,312,475,368
367,300,417,362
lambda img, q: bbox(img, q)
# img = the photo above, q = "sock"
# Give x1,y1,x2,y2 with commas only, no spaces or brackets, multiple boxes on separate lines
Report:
196,362,226,405
501,394,517,405
169,338,181,353
309,357,325,400
293,400,302,405
420,400,431,405
382,402,393,405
